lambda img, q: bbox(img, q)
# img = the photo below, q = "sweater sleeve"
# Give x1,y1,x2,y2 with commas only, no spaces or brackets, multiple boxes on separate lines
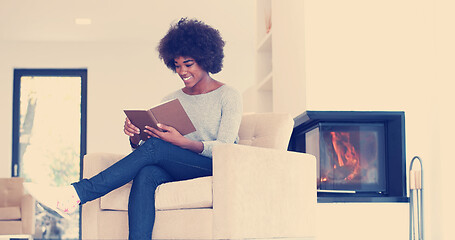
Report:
200,88,243,157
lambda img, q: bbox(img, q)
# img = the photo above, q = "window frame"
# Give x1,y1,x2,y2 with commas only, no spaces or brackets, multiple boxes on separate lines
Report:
12,69,87,180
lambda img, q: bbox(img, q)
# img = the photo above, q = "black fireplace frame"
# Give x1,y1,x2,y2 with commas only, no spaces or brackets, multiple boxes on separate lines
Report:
289,111,409,203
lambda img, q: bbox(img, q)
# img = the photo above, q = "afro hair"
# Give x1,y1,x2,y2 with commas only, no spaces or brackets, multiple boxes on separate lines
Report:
157,18,225,74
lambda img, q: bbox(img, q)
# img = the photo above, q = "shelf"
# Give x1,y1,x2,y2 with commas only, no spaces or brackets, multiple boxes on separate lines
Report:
243,0,273,114
257,72,273,91
257,30,272,52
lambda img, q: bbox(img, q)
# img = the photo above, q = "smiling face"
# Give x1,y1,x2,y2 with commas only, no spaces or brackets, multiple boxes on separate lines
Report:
174,56,211,93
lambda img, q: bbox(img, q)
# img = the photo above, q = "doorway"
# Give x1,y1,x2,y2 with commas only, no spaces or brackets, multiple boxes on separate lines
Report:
12,69,87,239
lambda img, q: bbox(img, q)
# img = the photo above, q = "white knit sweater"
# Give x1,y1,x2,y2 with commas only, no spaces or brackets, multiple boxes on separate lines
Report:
162,85,243,158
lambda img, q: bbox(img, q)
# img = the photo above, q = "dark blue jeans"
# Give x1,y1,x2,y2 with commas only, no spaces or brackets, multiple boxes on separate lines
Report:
72,138,213,240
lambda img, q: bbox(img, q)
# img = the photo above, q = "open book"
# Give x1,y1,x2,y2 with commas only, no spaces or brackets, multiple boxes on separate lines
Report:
124,99,196,141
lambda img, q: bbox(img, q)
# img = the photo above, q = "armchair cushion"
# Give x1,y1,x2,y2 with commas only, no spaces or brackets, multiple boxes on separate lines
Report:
155,176,212,210
237,113,294,150
99,174,213,211
0,206,21,220
0,178,23,207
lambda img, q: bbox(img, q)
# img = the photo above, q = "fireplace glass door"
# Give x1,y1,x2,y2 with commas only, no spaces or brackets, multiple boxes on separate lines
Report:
306,123,386,193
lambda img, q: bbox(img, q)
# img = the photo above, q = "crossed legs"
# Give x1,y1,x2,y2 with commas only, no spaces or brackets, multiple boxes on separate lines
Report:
73,137,213,240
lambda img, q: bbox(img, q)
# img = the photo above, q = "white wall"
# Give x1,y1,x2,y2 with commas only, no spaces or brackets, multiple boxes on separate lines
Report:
0,2,256,177
431,2,455,239
297,0,453,239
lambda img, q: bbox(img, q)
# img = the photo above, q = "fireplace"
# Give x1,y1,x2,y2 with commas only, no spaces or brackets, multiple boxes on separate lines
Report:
289,111,408,203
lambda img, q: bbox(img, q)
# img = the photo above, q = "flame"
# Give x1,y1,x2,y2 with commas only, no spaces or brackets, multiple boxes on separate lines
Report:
330,132,360,181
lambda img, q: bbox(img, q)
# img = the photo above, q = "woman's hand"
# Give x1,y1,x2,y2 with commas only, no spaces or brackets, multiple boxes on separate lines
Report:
145,124,185,145
145,124,204,153
124,117,141,145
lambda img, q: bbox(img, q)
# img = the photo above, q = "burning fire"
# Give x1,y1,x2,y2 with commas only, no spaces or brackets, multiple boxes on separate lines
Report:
329,132,360,181
318,128,380,187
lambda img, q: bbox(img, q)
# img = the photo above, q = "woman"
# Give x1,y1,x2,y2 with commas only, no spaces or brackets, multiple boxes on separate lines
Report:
30,18,243,240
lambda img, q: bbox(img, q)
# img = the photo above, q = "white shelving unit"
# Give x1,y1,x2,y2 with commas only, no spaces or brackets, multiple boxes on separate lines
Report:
258,71,273,91
244,0,273,113
256,29,272,92
243,0,306,116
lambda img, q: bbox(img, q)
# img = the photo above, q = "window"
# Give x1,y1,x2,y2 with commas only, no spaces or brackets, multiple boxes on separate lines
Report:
12,69,87,239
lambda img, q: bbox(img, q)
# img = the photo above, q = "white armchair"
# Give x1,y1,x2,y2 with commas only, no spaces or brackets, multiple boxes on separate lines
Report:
81,113,316,239
0,177,35,240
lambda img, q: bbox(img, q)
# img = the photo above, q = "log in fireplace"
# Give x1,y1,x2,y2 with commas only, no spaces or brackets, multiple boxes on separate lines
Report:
289,111,408,203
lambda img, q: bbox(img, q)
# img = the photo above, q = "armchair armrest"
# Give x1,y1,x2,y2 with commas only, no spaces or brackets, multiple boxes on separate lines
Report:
212,144,316,239
21,194,35,234
81,152,126,240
